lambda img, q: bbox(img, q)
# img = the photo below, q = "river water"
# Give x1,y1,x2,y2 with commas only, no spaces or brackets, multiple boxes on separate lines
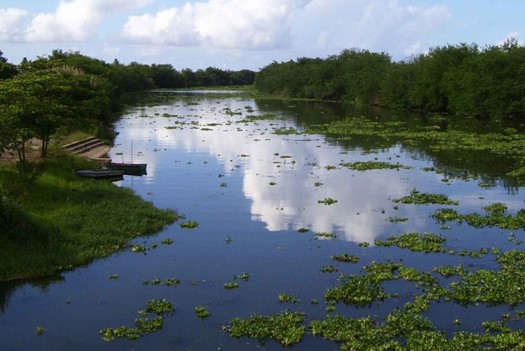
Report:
1,91,523,350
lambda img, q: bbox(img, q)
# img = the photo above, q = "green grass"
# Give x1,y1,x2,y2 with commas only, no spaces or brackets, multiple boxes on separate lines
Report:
0,154,177,281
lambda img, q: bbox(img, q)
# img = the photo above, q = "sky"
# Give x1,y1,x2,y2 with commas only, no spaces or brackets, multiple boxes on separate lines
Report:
0,0,523,71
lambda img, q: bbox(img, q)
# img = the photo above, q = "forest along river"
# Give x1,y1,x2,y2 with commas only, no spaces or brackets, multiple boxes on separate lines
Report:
1,90,525,350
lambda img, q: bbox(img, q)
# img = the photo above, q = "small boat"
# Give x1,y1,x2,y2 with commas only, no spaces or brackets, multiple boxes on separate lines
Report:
76,170,124,180
106,162,147,176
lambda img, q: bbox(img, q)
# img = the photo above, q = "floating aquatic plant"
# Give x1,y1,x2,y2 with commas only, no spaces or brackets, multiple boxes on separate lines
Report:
318,198,337,205
161,238,174,245
315,232,337,240
224,311,306,347
278,293,300,303
331,253,360,263
393,189,459,205
195,306,211,319
234,273,250,281
224,282,239,289
130,244,147,253
375,233,447,253
100,298,174,342
180,221,199,229
341,161,411,171
321,265,339,273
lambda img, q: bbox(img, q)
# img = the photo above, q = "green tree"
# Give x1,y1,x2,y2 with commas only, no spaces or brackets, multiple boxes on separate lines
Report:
0,68,112,160
407,44,478,112
336,49,392,105
0,50,18,80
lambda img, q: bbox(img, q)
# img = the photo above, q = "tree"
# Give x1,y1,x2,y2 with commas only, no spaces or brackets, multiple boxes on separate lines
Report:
0,68,112,160
0,50,19,80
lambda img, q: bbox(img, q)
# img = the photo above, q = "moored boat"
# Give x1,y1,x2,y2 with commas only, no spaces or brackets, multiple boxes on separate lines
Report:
76,170,124,180
106,162,147,175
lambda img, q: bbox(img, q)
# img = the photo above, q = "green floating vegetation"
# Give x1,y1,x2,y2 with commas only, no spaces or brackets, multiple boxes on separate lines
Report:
394,189,459,205
310,310,434,350
315,232,337,240
433,202,525,230
130,244,147,253
224,311,306,347
273,127,300,135
375,233,447,253
237,113,277,123
144,277,181,286
318,198,338,205
224,282,239,289
278,293,300,303
388,217,409,223
100,298,174,342
341,161,411,171
321,265,339,273
161,238,174,245
442,251,525,306
35,326,46,336
180,220,199,229
331,253,360,263
195,306,211,319
311,312,525,350
222,251,525,349
324,274,390,307
234,272,250,281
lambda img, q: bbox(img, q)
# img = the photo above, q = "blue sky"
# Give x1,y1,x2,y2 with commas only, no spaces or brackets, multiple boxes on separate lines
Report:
0,0,523,70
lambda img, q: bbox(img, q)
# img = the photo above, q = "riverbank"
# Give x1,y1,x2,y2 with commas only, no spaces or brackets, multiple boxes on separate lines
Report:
0,152,177,282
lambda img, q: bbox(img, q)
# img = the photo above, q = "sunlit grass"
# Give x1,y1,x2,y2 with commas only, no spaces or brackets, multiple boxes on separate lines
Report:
0,155,177,281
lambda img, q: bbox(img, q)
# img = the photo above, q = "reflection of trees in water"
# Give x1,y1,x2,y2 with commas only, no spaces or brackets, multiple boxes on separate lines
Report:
255,98,522,191
0,276,64,313
0,282,18,313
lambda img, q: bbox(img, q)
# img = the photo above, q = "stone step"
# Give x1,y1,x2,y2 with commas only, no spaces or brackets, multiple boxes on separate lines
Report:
63,137,107,154
71,140,106,154
62,136,98,150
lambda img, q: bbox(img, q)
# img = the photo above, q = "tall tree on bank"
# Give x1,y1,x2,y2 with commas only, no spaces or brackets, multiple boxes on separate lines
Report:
0,67,112,160
255,41,525,120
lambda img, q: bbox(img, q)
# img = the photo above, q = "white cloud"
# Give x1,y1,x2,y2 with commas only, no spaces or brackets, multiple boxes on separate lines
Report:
0,8,29,41
295,0,451,59
2,0,153,43
496,31,523,46
122,6,200,46
121,0,313,50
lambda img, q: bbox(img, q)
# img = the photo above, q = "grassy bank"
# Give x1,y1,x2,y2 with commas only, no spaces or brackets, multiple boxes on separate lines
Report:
0,154,177,282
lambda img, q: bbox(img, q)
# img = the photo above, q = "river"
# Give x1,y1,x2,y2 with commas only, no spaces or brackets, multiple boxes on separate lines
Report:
1,91,523,350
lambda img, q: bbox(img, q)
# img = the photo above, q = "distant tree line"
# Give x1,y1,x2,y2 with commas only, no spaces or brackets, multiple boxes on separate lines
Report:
0,49,255,164
255,39,525,119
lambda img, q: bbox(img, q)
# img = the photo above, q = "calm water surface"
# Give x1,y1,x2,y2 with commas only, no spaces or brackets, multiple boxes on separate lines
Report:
1,92,523,350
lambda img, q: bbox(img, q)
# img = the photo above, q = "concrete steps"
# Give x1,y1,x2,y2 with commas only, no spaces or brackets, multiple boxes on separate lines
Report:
62,137,106,154
62,137,111,162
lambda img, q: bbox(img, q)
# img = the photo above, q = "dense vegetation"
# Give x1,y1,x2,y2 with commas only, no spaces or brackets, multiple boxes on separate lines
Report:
0,154,177,281
255,39,525,120
0,49,255,161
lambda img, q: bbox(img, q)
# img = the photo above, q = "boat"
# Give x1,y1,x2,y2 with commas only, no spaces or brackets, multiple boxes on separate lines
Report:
106,162,147,176
76,170,124,180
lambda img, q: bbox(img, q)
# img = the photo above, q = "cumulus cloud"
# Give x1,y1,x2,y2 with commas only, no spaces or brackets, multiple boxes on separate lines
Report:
0,8,29,41
1,0,153,42
121,0,313,49
296,0,451,59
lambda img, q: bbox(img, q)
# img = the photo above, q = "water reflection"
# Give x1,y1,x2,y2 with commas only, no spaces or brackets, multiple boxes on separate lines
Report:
112,95,431,243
